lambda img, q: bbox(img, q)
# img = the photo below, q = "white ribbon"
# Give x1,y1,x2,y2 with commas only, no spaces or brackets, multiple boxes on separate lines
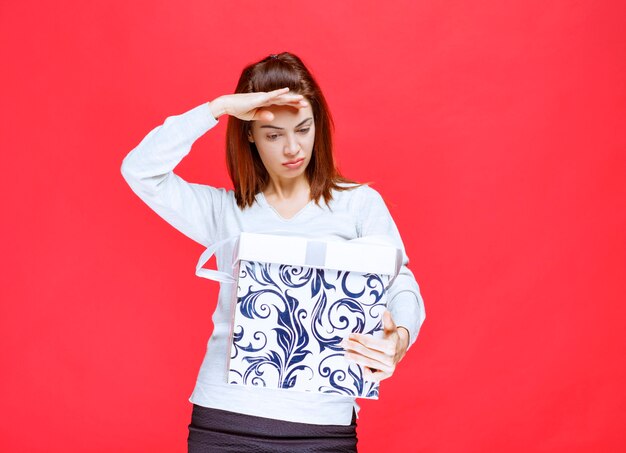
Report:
195,232,402,289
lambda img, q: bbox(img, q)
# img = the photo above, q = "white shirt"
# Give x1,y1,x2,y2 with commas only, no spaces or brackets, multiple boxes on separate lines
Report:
120,101,425,425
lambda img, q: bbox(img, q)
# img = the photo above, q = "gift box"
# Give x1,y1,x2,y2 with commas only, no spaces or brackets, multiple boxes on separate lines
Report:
196,232,400,399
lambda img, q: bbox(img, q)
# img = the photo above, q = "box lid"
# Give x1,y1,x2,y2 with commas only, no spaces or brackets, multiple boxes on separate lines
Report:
236,232,400,276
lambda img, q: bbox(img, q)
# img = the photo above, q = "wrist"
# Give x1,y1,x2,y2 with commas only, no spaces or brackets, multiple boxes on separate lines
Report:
208,97,227,120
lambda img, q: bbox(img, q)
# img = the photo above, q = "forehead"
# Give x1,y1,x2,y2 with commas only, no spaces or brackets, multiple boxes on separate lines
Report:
253,103,314,130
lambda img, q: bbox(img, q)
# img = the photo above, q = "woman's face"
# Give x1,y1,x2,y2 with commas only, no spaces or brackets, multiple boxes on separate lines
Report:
248,100,315,186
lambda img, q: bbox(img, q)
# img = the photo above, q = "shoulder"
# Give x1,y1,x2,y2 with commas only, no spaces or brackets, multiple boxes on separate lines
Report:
337,183,385,206
331,182,380,199
328,184,389,222
193,184,234,201
190,185,237,217
221,187,238,206
326,183,391,214
355,184,383,200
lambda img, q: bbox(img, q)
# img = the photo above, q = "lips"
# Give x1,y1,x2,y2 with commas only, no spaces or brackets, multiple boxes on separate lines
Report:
282,158,305,169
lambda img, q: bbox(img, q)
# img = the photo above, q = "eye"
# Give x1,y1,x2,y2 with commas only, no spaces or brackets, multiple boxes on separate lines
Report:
297,128,311,134
266,133,280,141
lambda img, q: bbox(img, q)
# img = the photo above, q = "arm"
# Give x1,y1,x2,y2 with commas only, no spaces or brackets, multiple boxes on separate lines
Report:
341,186,426,381
120,101,226,247
120,90,309,247
358,186,426,349
361,187,426,349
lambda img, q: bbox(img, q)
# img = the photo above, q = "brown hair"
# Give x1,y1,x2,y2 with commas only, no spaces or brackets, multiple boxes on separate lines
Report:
225,52,360,209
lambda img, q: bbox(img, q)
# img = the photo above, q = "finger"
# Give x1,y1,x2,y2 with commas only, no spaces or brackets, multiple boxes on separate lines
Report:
277,96,307,106
362,366,392,382
276,98,308,109
344,351,394,374
341,338,393,367
349,333,394,355
265,89,299,102
261,93,305,107
268,87,290,96
383,310,397,334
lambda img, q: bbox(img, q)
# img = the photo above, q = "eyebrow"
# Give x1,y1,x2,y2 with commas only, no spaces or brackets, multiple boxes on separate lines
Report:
259,117,313,130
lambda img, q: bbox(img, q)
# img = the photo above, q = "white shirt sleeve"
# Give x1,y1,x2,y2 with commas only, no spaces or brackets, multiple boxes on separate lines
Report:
357,186,426,350
120,102,227,247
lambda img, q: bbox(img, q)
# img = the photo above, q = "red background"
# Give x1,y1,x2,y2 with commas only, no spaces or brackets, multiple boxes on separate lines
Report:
2,1,625,451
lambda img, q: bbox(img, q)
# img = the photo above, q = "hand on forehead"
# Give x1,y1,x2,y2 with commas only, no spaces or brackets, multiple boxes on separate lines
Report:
254,101,313,128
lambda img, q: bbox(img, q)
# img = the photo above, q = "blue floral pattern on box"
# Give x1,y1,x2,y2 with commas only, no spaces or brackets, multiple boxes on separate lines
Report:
227,260,389,399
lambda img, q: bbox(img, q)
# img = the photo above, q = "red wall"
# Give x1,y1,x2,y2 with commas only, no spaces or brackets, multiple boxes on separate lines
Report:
2,1,625,451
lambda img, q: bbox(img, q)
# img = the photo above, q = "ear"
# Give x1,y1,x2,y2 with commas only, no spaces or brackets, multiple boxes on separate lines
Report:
247,129,255,143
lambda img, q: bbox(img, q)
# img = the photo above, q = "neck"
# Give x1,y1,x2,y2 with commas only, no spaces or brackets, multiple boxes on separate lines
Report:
264,176,310,201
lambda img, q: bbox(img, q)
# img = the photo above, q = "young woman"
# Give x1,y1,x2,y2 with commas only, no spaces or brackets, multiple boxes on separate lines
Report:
121,52,425,452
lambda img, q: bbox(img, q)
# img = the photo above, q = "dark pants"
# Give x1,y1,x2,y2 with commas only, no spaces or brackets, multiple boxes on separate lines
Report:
187,404,358,452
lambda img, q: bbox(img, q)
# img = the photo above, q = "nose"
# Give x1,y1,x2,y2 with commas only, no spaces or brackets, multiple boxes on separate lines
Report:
284,133,301,155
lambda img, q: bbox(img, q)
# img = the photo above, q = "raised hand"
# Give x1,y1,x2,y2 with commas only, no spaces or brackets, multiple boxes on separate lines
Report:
340,310,411,382
209,87,308,121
